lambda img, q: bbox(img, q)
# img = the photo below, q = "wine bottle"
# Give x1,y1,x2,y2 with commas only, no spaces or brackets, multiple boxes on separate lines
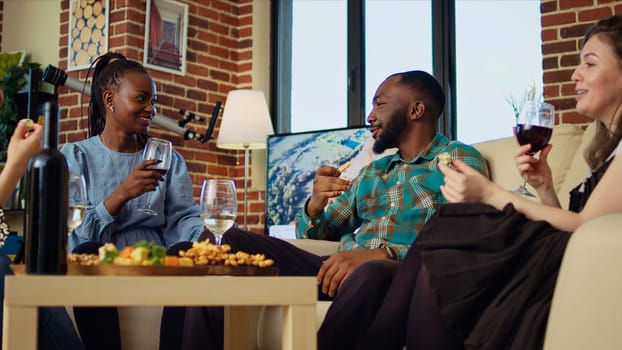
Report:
25,101,69,274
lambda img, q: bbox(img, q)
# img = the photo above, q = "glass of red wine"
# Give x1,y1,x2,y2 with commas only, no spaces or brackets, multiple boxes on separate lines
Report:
140,137,172,215
511,100,555,197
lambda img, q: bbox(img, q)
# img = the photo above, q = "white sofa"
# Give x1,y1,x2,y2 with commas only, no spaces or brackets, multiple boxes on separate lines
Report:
80,123,622,349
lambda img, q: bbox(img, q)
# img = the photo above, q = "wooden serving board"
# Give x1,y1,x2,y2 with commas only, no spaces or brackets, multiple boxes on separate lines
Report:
11,264,278,276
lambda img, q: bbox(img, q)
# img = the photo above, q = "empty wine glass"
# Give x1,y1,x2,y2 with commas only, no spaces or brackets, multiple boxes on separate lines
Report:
140,137,173,215
200,179,238,245
511,100,555,197
67,174,88,236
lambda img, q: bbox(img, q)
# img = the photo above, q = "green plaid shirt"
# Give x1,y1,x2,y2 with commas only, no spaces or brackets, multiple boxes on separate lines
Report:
295,133,488,261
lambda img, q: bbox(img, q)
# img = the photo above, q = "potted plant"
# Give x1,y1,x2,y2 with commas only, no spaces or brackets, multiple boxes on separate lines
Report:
506,81,539,119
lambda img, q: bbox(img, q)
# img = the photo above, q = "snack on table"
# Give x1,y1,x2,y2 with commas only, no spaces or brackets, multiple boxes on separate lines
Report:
437,152,452,166
67,253,100,266
67,240,275,268
179,240,275,268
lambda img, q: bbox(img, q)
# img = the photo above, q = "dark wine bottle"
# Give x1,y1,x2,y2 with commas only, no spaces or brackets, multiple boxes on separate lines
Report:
25,101,69,274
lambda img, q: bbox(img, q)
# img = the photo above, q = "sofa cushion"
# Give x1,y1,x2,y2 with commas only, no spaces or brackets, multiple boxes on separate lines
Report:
544,213,622,349
285,238,340,257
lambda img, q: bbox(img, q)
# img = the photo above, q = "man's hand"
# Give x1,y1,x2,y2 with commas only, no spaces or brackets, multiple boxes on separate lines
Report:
306,165,352,217
317,249,386,297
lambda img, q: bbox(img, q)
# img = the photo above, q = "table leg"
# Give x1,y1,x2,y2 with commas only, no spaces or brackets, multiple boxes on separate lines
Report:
281,304,316,350
224,306,251,350
2,303,37,350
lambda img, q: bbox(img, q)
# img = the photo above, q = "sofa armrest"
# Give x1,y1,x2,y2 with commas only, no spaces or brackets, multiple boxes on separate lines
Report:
285,239,340,257
544,214,622,349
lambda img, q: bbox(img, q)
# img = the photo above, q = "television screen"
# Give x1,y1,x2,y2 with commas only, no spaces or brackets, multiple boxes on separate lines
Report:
265,126,395,238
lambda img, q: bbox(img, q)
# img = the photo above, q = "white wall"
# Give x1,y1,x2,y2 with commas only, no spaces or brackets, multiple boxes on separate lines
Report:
2,0,61,67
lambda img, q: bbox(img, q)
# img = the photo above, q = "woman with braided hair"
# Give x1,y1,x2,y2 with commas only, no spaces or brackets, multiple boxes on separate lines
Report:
61,52,204,251
61,52,205,350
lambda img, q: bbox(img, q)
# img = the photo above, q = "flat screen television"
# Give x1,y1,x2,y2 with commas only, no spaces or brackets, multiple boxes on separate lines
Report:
265,126,395,238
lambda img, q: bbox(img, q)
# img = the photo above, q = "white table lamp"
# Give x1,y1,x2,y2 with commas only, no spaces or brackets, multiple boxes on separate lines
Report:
217,90,274,230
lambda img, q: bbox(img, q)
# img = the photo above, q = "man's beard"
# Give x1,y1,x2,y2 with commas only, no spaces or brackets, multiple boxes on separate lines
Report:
373,113,408,154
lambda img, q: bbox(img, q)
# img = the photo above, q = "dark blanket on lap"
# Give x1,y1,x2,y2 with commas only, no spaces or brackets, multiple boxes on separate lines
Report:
417,202,570,350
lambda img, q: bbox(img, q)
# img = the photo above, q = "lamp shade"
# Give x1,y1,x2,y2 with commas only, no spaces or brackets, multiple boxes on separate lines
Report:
217,90,274,150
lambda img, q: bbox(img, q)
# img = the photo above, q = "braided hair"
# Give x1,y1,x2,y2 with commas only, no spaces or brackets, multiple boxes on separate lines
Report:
85,52,150,138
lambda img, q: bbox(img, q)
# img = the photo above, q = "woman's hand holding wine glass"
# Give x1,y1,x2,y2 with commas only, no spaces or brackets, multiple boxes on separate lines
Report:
139,137,172,215
511,100,555,197
200,179,238,245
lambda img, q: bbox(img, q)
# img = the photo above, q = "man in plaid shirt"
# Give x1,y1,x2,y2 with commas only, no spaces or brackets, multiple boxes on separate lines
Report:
181,70,488,350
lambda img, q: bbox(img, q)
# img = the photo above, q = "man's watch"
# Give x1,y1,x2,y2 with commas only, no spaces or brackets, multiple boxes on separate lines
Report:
380,244,398,261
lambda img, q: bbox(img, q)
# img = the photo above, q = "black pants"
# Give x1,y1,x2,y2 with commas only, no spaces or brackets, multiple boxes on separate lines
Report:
354,246,462,350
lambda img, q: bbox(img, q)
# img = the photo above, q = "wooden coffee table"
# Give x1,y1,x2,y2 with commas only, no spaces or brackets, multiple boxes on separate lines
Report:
2,274,317,350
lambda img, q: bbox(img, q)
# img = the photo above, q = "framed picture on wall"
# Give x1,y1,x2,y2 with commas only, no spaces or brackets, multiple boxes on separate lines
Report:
67,0,109,71
143,0,189,75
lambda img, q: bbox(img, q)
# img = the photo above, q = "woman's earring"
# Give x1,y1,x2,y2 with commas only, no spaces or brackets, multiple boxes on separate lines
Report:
109,105,114,112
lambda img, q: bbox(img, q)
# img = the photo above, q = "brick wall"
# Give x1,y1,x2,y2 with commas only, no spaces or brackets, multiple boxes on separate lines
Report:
542,0,622,125
56,0,266,233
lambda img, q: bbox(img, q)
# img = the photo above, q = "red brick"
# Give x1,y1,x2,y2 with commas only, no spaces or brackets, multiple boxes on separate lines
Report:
543,84,560,98
197,7,219,21
552,96,579,111
213,0,234,14
560,53,580,67
187,64,210,77
560,82,577,96
544,69,575,85
578,7,613,21
540,0,557,13
190,16,209,30
209,46,230,59
542,12,577,27
188,38,209,52
174,75,197,87
239,16,252,27
210,22,229,36
560,23,593,39
542,40,578,55
559,0,595,10
561,111,591,124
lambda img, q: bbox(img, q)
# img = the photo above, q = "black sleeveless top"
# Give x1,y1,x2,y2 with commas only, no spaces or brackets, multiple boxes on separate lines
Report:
568,157,613,212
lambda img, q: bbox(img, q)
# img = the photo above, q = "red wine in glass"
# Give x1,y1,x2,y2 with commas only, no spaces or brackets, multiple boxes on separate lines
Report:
515,124,553,155
511,101,555,197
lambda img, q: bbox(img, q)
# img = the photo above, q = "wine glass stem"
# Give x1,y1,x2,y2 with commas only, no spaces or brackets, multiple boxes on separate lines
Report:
520,174,528,188
144,192,152,209
215,235,223,246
